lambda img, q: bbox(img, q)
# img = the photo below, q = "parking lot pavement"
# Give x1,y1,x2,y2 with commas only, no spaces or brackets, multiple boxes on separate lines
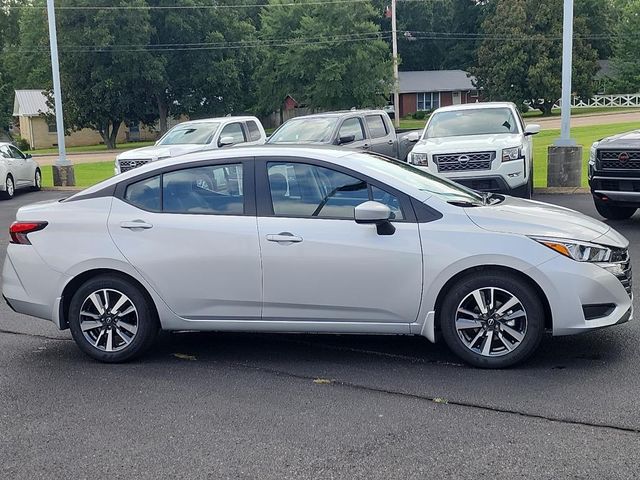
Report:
2,190,640,479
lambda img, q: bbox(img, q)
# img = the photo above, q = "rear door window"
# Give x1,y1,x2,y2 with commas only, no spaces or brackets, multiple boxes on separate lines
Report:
246,121,262,141
365,115,389,139
125,176,161,212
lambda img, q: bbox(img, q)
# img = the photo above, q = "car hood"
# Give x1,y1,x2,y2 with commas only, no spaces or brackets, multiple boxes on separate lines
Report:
464,195,628,247
595,129,640,150
413,133,523,152
116,144,206,161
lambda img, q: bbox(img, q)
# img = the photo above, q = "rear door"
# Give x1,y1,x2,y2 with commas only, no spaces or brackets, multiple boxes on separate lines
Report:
364,114,396,157
108,159,262,321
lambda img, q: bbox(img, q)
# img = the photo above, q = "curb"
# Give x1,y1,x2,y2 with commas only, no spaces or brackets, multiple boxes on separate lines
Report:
42,187,82,191
534,187,590,194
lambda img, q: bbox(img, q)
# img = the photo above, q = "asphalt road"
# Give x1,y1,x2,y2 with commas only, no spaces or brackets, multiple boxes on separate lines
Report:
2,190,640,479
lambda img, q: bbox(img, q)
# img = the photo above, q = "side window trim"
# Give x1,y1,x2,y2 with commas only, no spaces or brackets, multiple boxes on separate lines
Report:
254,156,416,222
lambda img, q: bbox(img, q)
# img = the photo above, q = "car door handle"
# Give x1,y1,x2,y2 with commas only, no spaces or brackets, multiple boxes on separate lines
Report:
362,144,370,150
387,139,394,145
266,232,303,243
120,220,153,230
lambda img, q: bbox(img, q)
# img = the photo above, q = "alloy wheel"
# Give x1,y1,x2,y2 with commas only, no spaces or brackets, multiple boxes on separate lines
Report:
79,289,139,352
6,176,14,197
455,287,528,357
35,170,41,189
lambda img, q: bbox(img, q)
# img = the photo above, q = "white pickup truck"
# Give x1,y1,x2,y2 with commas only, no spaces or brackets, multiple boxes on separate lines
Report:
407,102,541,198
115,116,266,174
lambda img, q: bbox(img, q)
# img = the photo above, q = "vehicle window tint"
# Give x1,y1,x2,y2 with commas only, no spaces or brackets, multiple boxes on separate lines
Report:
246,121,262,141
9,146,25,159
365,115,388,139
371,185,404,220
0,146,11,158
219,123,246,145
268,162,368,218
338,118,365,142
163,164,244,215
125,176,161,211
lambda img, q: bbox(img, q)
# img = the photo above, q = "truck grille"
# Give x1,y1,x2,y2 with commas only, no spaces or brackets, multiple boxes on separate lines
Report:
119,159,151,173
591,178,640,192
598,150,640,170
434,152,495,173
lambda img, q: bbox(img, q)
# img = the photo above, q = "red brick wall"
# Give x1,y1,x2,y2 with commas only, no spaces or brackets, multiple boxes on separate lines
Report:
440,92,453,107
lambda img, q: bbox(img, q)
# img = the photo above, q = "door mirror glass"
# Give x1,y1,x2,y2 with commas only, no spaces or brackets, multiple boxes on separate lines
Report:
25,153,32,159
219,136,236,147
338,134,355,145
354,201,395,235
524,124,541,136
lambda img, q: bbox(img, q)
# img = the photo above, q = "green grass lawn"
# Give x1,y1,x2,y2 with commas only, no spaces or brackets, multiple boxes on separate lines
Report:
40,122,640,189
533,122,640,187
523,106,640,118
28,141,155,155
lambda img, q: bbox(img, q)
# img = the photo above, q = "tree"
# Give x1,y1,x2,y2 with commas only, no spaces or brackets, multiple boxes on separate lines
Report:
0,0,23,132
255,0,393,115
612,0,640,93
472,0,598,115
148,0,260,133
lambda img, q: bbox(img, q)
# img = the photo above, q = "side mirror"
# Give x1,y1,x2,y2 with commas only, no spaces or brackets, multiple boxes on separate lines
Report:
406,131,421,143
25,153,32,159
524,124,541,136
219,136,236,147
354,201,395,236
337,134,355,145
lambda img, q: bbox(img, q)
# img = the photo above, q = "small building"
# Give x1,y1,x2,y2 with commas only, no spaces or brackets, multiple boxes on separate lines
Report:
398,70,479,117
12,89,160,149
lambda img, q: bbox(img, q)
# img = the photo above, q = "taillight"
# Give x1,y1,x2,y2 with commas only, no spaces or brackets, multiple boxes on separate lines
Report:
9,221,48,245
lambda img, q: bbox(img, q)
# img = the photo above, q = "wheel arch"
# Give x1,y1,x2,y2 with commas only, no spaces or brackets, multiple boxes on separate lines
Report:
59,268,159,329
433,265,553,334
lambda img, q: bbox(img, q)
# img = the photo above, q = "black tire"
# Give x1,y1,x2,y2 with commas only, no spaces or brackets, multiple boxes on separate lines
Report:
32,168,42,191
0,175,15,200
68,274,159,362
594,198,636,220
439,270,545,369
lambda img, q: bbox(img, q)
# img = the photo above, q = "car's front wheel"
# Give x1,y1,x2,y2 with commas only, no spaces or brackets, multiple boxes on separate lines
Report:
68,274,159,362
440,270,545,368
1,174,15,200
32,168,42,191
594,198,636,220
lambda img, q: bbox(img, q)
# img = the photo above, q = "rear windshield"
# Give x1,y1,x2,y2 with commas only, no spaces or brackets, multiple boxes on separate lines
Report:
158,122,220,145
268,117,338,144
425,108,519,138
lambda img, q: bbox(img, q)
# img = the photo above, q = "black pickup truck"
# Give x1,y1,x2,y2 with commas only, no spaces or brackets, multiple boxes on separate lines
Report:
589,130,640,219
266,110,419,161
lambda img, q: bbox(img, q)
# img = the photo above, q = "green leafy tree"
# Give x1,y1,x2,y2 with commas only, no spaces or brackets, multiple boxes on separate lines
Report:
0,0,23,131
612,0,640,93
472,0,598,115
255,0,393,115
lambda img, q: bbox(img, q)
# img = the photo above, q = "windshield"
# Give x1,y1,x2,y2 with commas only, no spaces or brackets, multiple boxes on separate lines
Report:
268,117,338,144
157,122,220,145
361,154,485,205
425,108,519,138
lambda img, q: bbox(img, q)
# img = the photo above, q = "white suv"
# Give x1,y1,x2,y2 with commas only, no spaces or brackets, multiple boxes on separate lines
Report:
408,102,540,198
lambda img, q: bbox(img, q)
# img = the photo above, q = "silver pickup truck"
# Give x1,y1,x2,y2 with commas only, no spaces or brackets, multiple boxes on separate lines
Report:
266,110,419,161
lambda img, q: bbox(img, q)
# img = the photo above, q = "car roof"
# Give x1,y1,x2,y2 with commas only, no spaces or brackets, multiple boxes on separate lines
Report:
175,116,259,126
286,110,387,119
433,102,516,113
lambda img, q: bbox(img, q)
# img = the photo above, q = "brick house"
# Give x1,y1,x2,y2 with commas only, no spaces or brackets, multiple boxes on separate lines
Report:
12,89,165,149
398,70,479,117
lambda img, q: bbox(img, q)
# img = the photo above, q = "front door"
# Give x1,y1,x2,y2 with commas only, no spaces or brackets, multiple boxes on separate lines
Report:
452,91,462,105
256,158,423,324
337,117,370,151
108,160,262,321
7,146,30,184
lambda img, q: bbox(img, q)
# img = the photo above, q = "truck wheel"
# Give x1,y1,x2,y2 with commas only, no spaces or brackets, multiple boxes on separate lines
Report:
594,199,636,220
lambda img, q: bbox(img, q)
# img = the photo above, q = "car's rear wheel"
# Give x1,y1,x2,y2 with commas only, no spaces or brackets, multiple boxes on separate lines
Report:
594,198,636,220
32,169,42,191
440,271,545,368
68,274,159,362
1,175,15,199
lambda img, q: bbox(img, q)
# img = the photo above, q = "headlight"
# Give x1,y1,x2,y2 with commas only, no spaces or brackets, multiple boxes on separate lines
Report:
409,152,428,166
589,142,599,164
531,237,613,262
502,146,523,162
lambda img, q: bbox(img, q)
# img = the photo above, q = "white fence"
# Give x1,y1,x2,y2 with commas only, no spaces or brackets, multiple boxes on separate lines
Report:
551,94,640,109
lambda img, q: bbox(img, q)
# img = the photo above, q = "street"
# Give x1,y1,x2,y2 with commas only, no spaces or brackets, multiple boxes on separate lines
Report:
2,190,640,479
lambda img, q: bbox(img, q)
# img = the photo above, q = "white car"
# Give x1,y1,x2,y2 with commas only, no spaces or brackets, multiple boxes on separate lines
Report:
407,102,541,198
0,142,42,200
115,116,266,174
3,147,632,368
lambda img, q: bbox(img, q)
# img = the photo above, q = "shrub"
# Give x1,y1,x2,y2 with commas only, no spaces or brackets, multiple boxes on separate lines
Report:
14,136,30,152
412,110,428,120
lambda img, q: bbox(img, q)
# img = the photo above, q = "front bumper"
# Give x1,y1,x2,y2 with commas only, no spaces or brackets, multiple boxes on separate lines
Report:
589,174,640,206
533,255,633,336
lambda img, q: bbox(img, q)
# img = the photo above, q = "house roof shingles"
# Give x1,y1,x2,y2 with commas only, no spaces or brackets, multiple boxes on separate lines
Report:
398,70,476,94
13,89,51,117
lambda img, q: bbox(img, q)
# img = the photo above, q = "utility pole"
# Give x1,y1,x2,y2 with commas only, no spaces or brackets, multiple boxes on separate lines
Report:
46,0,75,186
547,0,581,188
391,0,400,129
